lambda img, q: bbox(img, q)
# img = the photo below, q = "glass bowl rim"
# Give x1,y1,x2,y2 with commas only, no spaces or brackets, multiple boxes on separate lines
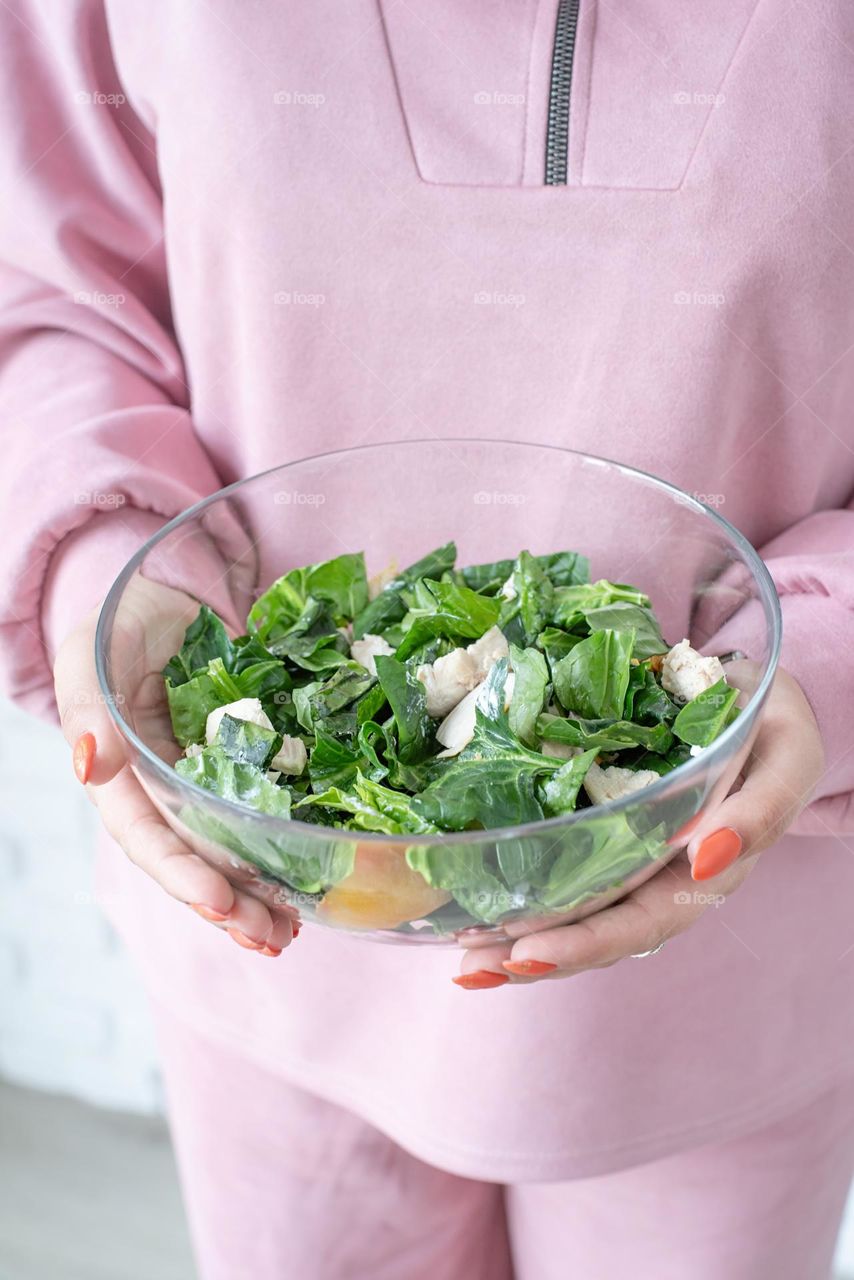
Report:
95,437,782,847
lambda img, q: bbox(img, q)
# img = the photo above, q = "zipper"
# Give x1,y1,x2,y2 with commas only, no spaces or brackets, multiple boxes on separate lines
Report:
545,0,581,185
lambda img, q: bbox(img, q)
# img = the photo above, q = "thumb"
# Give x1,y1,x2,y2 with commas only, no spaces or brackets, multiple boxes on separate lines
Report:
687,671,824,881
54,604,128,788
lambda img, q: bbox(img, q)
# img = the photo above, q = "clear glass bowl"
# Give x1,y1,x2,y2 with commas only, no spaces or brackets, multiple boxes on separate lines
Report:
95,440,781,946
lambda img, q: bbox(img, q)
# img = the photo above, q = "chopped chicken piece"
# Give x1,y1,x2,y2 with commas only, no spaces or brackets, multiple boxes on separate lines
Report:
206,697,274,745
436,670,515,757
270,735,308,776
500,574,517,601
541,739,581,761
583,763,659,807
661,639,726,702
417,648,478,718
350,632,394,676
417,626,511,719
184,742,204,758
466,625,510,679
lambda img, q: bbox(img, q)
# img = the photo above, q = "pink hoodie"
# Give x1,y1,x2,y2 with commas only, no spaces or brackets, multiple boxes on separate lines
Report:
2,0,854,1180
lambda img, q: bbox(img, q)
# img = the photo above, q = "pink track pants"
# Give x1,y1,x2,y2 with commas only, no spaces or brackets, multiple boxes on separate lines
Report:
153,1001,854,1280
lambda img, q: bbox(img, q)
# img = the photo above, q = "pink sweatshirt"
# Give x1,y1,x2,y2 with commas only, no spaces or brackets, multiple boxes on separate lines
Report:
3,0,854,1181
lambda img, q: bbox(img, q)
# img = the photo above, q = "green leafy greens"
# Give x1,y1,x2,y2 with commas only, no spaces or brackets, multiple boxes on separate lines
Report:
162,544,739,931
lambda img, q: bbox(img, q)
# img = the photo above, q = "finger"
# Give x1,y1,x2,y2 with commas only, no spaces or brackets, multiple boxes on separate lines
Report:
95,765,237,915
504,855,706,975
95,766,298,953
688,674,824,880
454,941,514,988
225,887,294,953
54,606,126,786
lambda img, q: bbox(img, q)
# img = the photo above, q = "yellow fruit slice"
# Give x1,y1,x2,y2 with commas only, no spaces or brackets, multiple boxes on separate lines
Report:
317,843,450,931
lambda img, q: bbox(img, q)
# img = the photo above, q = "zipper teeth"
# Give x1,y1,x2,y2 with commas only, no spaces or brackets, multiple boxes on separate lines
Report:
545,0,580,185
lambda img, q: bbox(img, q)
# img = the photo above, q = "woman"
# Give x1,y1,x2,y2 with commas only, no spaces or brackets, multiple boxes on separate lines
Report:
2,2,854,1276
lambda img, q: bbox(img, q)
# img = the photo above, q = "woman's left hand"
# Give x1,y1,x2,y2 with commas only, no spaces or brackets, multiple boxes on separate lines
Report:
455,666,825,989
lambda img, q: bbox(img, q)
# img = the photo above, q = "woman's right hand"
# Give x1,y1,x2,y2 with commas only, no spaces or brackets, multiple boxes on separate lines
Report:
53,577,298,957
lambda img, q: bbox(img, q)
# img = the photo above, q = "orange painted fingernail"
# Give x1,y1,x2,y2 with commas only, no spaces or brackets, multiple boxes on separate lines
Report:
227,928,265,951
502,960,557,976
452,970,509,990
292,922,301,938
72,732,96,784
259,945,282,957
191,904,229,923
692,828,742,881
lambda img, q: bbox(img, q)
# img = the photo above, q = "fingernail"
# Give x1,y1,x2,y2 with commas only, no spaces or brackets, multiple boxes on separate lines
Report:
452,970,509,990
692,828,742,881
72,732,96,784
292,922,301,938
259,945,282,957
227,928,265,951
502,960,557,976
191,904,229,923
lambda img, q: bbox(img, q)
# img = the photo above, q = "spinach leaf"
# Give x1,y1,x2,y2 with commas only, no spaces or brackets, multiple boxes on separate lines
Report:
355,681,388,726
538,749,598,816
308,730,366,792
297,775,439,836
541,550,590,587
165,672,223,747
672,679,740,747
176,745,292,818
624,664,679,724
508,644,549,746
536,712,674,755
537,627,584,672
162,606,234,686
352,542,457,638
585,601,666,660
308,662,376,723
373,655,434,764
538,812,662,912
552,628,635,719
414,661,559,830
499,551,554,646
551,580,650,630
461,549,589,594
215,714,282,769
394,581,500,660
266,598,350,673
405,845,517,923
249,553,369,639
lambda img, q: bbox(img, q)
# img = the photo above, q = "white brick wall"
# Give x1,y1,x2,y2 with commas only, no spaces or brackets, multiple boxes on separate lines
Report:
0,698,162,1114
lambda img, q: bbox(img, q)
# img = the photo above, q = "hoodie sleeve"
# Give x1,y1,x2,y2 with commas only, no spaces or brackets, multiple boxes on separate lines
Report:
0,1,224,720
707,508,854,837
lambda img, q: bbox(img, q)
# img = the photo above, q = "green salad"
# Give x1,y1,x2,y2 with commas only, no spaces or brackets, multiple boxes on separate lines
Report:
162,543,739,929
